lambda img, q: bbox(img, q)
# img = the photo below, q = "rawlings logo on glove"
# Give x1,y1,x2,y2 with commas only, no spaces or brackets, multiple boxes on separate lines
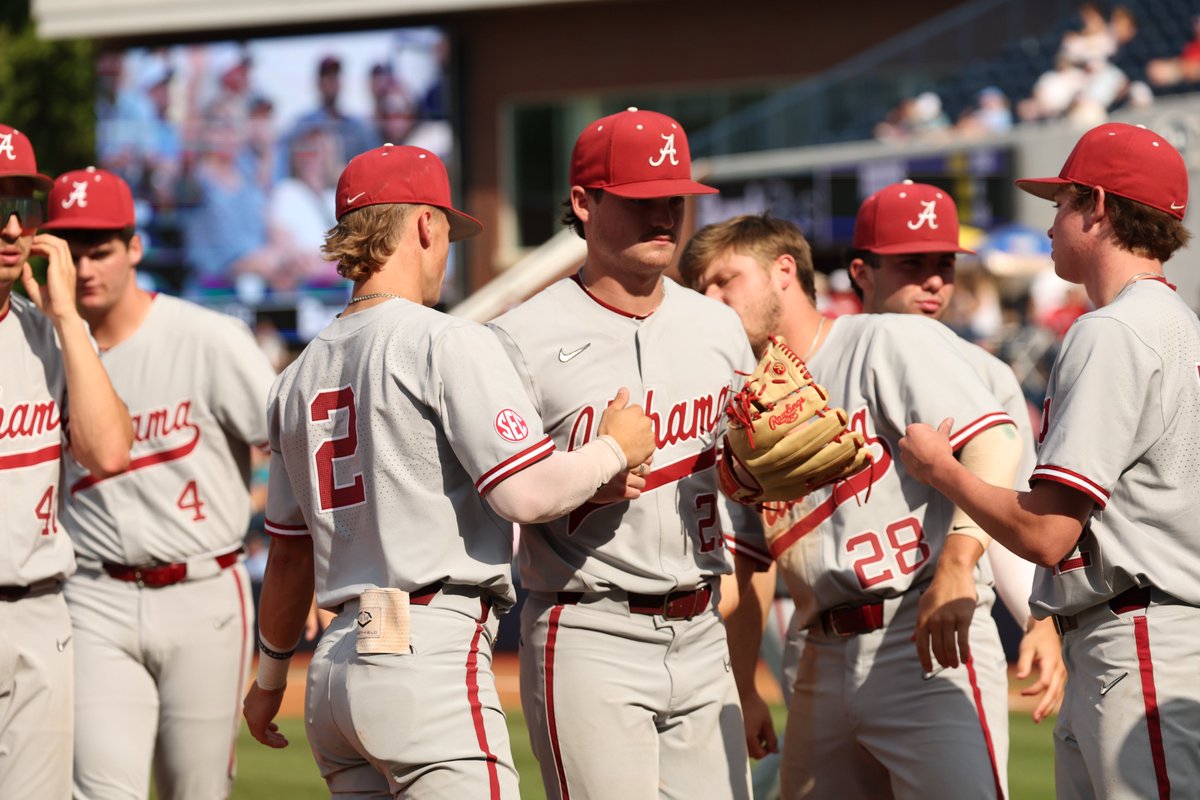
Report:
719,336,872,504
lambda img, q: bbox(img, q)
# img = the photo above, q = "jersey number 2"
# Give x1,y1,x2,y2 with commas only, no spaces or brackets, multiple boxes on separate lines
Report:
695,493,722,553
311,387,366,512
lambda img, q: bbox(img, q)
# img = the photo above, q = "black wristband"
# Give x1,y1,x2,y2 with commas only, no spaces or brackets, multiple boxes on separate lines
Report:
258,639,296,660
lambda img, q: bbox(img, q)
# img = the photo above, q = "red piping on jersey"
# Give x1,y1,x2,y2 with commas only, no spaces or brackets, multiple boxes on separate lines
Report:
263,518,309,538
228,567,250,781
768,440,887,559
69,424,201,494
570,272,657,320
1135,616,1172,799
964,657,1005,800
566,445,717,534
475,435,555,495
465,622,503,799
947,412,1015,451
1030,465,1109,508
0,442,61,470
544,605,571,800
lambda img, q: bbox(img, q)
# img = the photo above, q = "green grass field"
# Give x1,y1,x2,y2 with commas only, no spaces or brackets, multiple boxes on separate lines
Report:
230,708,1057,799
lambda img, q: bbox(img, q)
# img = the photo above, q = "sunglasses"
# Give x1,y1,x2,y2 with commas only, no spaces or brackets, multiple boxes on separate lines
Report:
1,196,44,235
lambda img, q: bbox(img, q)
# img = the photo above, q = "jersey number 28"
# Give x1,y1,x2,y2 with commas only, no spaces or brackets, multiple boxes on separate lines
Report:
311,386,367,512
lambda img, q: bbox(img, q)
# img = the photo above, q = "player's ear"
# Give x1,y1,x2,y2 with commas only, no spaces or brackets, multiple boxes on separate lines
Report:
772,253,795,292
570,186,591,223
416,207,435,249
848,258,872,294
126,233,144,268
1086,186,1108,228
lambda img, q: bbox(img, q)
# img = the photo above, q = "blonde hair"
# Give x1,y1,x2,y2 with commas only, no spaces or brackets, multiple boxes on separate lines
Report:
678,213,816,302
322,204,414,282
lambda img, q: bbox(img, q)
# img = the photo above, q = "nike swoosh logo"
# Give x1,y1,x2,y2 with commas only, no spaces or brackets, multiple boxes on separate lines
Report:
57,635,72,652
1100,672,1127,696
558,344,591,363
214,614,237,630
1171,202,1185,210
346,191,367,204
922,667,945,681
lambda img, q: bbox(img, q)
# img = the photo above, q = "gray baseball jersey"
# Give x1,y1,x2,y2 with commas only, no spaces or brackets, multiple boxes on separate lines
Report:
953,338,1037,491
0,294,76,799
265,298,550,798
1031,278,1200,615
64,294,274,564
59,294,272,799
730,313,1014,800
1029,277,1200,799
1,293,75,585
490,276,760,800
489,276,764,594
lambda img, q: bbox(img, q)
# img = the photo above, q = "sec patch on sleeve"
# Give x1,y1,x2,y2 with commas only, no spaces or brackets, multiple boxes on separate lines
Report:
494,409,530,442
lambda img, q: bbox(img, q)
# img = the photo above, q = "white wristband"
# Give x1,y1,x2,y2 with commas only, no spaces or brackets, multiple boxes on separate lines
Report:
254,653,290,691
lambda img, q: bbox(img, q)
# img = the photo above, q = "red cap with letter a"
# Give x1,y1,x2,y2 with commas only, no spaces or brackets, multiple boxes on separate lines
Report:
335,144,482,242
570,107,718,199
41,167,136,230
1015,123,1188,220
853,181,974,255
0,123,53,191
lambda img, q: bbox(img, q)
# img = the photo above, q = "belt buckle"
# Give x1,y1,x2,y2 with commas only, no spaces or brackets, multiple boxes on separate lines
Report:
826,611,855,639
662,589,701,621
1052,614,1075,635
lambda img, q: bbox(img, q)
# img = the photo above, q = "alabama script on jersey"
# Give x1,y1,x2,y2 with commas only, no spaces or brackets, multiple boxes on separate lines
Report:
264,299,556,611
0,294,76,586
63,295,274,565
489,276,763,595
731,314,1015,629
1031,279,1200,616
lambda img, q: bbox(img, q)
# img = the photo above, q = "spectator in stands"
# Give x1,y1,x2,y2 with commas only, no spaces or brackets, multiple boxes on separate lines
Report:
290,56,377,166
956,86,1014,137
1146,15,1200,88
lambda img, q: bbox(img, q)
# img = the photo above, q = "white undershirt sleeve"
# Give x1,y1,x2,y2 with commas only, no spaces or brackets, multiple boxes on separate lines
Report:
485,435,627,524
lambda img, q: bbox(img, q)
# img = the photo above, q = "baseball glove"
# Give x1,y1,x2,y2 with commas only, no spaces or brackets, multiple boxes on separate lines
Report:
719,335,872,504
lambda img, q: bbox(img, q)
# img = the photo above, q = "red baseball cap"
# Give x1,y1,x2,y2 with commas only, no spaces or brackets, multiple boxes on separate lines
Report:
853,181,974,255
570,107,717,199
0,124,53,192
336,144,482,242
41,167,136,230
1015,123,1188,220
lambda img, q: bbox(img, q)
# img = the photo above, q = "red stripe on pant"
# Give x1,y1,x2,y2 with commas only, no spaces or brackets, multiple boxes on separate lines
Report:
466,622,502,799
544,605,571,800
964,657,1005,799
229,568,250,780
1134,616,1171,799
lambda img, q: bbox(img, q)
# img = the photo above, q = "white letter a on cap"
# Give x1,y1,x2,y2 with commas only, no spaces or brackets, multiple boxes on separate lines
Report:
907,200,939,230
0,133,15,161
649,133,679,168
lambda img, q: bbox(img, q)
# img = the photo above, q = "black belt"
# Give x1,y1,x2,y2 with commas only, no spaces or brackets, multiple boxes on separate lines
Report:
1053,586,1156,635
0,578,63,602
557,585,713,621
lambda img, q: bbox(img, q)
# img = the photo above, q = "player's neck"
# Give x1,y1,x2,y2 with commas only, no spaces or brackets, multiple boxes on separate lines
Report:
0,283,10,319
578,261,665,318
86,286,153,350
778,303,826,361
1087,254,1164,308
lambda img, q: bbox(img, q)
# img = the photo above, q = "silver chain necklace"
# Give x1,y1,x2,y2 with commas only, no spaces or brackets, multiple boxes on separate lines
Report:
346,292,405,306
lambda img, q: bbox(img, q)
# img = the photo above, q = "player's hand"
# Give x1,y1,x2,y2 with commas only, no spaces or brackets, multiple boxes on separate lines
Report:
598,387,655,469
914,555,977,672
899,418,955,485
740,689,778,759
1016,617,1066,723
591,464,649,503
244,682,290,748
22,234,82,327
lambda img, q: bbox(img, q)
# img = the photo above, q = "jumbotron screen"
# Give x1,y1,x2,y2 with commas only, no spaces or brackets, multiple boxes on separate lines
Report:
95,26,457,341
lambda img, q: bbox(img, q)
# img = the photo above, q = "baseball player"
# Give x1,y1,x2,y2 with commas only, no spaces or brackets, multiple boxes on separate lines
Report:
489,107,764,800
242,144,655,798
39,166,276,799
0,124,132,798
901,122,1200,799
679,212,1021,799
846,181,1065,722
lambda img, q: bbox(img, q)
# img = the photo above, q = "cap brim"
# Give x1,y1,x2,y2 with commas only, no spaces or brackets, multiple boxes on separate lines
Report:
869,241,976,256
0,172,54,192
601,179,719,199
40,217,133,231
445,208,483,242
1014,177,1069,201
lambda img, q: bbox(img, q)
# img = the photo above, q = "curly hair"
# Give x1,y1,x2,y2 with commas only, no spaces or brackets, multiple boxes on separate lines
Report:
322,204,414,282
1067,183,1192,262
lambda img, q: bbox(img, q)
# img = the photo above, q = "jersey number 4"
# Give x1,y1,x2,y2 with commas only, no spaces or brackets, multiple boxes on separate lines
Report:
311,386,367,512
